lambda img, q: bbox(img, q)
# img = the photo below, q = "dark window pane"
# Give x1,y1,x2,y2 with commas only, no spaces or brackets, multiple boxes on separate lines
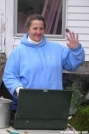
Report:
17,0,62,34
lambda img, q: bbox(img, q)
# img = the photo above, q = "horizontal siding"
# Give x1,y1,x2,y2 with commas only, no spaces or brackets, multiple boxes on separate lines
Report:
79,41,89,48
68,7,89,13
67,27,89,34
68,14,89,21
84,48,89,54
67,21,89,27
68,0,89,6
85,55,89,61
78,35,89,41
67,0,89,61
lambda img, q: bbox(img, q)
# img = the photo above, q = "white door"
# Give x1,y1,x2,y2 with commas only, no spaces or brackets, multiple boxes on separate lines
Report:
0,0,5,53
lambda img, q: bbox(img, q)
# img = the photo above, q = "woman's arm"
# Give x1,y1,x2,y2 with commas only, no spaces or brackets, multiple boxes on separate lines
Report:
62,30,85,71
3,48,23,99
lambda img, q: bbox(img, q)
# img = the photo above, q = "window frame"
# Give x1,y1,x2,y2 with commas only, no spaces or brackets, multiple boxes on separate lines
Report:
14,0,66,40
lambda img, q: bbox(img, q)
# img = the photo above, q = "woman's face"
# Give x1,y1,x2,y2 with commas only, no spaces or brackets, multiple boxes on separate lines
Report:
27,20,45,42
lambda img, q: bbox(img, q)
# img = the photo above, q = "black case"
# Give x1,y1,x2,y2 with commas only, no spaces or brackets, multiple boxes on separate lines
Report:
11,89,72,130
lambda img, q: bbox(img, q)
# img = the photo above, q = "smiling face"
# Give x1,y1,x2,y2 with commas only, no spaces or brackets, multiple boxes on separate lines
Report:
27,20,45,42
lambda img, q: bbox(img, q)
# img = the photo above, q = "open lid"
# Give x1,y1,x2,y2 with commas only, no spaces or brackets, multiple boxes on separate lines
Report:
16,89,72,120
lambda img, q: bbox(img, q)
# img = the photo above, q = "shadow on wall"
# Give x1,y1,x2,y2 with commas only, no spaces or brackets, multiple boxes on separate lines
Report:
63,73,89,103
0,82,12,100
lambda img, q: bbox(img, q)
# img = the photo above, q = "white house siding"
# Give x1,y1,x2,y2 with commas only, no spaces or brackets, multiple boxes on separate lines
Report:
4,0,89,61
67,0,89,61
0,0,5,52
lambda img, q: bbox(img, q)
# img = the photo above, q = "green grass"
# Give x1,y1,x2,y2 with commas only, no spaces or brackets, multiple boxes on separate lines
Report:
68,105,89,132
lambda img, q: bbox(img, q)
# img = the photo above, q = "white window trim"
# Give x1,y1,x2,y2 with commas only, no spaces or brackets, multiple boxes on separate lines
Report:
14,0,66,40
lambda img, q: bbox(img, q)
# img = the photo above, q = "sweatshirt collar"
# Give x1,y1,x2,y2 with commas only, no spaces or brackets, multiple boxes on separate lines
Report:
27,36,43,44
21,34,46,47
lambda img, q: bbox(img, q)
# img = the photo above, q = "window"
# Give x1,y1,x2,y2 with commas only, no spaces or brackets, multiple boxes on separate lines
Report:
14,0,66,39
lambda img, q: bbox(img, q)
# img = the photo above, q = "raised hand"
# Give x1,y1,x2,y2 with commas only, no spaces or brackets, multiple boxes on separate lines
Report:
66,30,79,49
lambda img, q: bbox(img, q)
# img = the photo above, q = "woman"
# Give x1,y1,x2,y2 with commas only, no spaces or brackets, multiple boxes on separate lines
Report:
3,14,85,110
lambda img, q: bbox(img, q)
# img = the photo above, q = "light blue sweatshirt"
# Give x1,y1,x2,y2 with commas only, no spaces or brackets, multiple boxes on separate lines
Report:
3,34,85,109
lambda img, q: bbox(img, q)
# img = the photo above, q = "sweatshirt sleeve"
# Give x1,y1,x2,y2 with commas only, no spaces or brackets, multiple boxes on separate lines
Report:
62,44,85,71
2,48,23,99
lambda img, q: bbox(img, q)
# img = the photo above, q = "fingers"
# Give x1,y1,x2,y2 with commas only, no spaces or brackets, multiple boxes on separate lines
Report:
66,30,79,49
66,30,78,41
66,33,71,42
66,31,73,42
72,32,78,40
72,32,75,38
69,31,74,40
66,31,74,41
